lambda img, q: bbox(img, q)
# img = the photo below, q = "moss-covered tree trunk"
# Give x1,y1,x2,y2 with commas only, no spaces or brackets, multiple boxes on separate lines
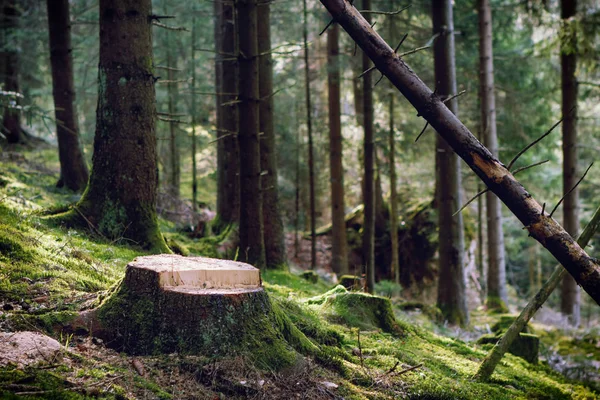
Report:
327,23,349,276
362,0,375,293
46,0,89,192
560,0,580,327
73,0,168,252
216,0,240,225
258,3,287,269
432,0,468,326
237,0,265,267
0,0,23,144
478,0,507,311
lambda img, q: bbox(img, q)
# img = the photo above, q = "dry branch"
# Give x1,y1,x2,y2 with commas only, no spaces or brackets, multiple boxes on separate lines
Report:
318,0,600,305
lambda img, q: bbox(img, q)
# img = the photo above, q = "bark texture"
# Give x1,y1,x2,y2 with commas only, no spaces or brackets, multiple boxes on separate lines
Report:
478,0,507,310
216,0,240,224
317,0,600,306
475,204,600,381
432,0,468,326
75,0,168,252
258,2,287,268
560,0,580,326
327,23,349,275
303,0,317,269
46,0,89,192
362,0,375,293
0,0,23,144
237,0,265,267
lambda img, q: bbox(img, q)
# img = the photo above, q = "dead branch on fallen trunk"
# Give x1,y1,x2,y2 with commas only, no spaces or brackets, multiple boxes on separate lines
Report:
318,0,600,305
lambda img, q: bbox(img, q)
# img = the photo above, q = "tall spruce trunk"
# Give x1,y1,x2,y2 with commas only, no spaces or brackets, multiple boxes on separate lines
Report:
0,0,23,144
318,0,600,305
237,0,265,267
74,0,168,252
388,92,400,284
432,0,468,326
191,13,198,211
46,0,89,192
478,0,507,311
560,0,580,326
258,1,286,268
327,23,349,275
362,0,375,293
216,0,240,224
166,35,180,199
303,0,317,269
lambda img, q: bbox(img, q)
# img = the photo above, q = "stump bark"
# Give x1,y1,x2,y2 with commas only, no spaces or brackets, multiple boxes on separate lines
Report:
84,255,304,369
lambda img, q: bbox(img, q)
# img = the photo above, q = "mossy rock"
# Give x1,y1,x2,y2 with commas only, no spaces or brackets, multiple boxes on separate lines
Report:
477,332,539,364
301,270,318,284
306,286,404,335
339,275,362,291
83,255,314,371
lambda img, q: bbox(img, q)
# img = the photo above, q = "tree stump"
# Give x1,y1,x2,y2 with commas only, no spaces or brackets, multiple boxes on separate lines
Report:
87,255,302,369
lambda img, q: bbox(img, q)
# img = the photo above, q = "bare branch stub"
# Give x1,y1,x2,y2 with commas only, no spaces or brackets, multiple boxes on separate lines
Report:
549,162,594,218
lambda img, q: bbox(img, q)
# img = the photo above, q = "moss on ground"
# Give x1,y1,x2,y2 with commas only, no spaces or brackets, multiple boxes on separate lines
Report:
1,148,598,399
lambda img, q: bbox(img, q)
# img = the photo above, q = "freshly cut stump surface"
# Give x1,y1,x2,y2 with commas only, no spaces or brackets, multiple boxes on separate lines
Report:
93,255,299,369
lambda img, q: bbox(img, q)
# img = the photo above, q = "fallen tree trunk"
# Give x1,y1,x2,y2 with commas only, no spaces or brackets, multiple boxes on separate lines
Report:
318,0,600,305
474,203,600,381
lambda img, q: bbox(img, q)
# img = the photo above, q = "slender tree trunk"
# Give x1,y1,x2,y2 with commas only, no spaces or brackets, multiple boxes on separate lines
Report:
327,23,349,275
216,0,240,224
432,0,468,326
46,0,89,192
362,0,375,293
166,36,180,199
478,0,507,311
258,1,286,268
389,93,400,285
474,204,600,381
295,123,301,257
237,0,265,267
303,0,317,269
191,10,198,211
318,0,600,305
74,0,168,252
560,0,580,326
0,0,23,144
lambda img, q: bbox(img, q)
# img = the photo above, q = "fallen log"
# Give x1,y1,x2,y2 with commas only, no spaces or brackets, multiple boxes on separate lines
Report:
317,0,600,305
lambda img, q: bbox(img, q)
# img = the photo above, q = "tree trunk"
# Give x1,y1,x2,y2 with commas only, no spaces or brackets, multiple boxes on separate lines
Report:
165,26,180,199
478,0,507,311
237,0,265,267
71,0,168,252
0,0,23,144
318,0,600,306
388,93,400,285
474,204,600,381
560,0,580,326
361,0,375,293
327,23,349,275
258,1,287,269
46,0,89,192
303,0,317,269
191,12,198,211
432,0,468,326
216,0,240,225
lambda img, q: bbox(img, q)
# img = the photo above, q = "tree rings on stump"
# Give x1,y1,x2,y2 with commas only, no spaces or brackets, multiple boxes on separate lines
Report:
90,255,301,369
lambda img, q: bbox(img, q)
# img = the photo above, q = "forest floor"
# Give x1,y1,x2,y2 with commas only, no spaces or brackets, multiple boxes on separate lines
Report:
0,145,599,399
